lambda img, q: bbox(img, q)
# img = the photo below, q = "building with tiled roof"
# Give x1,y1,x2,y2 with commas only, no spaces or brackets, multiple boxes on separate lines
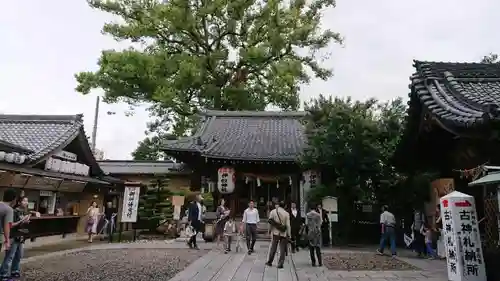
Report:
98,160,191,192
162,110,319,215
163,110,307,162
395,60,500,172
394,60,500,250
0,114,122,238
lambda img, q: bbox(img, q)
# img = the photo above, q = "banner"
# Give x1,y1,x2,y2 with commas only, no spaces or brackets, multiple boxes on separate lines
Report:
121,186,141,223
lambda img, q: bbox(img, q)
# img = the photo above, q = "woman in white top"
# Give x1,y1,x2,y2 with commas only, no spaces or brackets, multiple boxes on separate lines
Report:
86,201,100,243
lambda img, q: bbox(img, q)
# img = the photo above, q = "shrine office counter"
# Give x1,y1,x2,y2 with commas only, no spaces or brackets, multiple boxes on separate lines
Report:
24,215,81,239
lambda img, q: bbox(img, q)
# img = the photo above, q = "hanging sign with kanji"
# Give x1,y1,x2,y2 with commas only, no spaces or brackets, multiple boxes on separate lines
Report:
440,191,486,281
217,167,235,194
121,185,141,223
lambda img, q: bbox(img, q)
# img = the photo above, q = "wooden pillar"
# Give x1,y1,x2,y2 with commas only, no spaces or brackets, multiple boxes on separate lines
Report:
190,170,202,191
291,174,299,203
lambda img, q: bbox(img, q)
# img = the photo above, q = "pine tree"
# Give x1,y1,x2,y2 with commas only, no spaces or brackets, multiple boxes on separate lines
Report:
137,176,172,232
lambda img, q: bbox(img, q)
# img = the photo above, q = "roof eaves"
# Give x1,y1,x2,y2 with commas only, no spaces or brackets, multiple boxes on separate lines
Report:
0,140,34,154
98,160,174,164
26,119,82,164
0,114,83,122
200,153,299,162
199,110,307,118
75,126,105,176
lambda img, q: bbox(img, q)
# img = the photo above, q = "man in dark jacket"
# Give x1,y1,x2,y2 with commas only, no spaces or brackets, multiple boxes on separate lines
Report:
187,194,203,249
289,202,302,252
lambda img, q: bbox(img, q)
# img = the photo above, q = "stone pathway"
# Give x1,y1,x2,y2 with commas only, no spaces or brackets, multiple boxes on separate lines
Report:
21,240,450,281
292,248,449,281
168,241,297,281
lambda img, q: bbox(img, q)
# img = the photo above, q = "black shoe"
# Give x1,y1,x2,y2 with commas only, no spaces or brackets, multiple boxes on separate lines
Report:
187,242,193,249
312,263,316,267
265,262,272,267
277,264,283,269
318,263,322,267
194,246,200,250
248,250,252,255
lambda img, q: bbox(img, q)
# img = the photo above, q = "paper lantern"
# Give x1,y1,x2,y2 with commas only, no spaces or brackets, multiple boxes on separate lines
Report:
217,167,235,194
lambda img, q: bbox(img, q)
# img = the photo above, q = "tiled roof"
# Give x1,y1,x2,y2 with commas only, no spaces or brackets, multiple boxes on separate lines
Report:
163,110,307,161
0,114,85,164
0,139,33,154
410,60,500,128
98,160,190,175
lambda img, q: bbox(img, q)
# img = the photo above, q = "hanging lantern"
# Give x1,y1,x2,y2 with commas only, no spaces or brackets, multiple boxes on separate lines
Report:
289,176,292,186
245,176,249,184
218,166,235,194
276,179,279,189
257,177,261,187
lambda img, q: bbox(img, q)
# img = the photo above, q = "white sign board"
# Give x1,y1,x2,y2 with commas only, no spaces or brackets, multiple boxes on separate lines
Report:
328,213,338,222
322,196,338,212
121,186,141,223
440,191,486,281
53,150,77,162
218,167,235,194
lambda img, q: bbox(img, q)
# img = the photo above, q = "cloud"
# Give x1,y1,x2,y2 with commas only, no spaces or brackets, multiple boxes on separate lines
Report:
1,0,498,158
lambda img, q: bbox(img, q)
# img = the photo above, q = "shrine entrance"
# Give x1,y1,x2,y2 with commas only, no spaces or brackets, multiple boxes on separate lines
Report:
228,176,292,217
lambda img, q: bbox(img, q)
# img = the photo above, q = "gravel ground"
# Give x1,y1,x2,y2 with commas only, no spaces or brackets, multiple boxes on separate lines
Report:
21,248,207,281
323,252,419,271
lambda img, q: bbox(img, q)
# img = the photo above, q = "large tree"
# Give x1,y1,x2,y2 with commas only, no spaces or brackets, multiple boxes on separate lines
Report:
301,95,433,242
481,53,499,64
76,0,342,157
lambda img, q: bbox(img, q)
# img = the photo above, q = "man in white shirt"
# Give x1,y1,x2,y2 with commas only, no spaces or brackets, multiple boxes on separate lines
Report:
377,205,397,257
289,202,302,252
242,200,259,254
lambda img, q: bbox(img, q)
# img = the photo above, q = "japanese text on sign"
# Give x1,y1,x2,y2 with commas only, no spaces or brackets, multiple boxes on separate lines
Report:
121,186,141,223
217,167,235,194
440,191,485,281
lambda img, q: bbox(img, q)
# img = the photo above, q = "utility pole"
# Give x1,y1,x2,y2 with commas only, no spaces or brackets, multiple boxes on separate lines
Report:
91,96,100,153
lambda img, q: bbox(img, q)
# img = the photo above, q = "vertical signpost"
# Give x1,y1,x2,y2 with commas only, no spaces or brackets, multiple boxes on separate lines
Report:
440,191,486,281
121,185,141,223
322,196,338,247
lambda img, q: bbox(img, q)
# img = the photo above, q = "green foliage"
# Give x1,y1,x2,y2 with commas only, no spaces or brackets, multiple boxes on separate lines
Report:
302,95,407,195
301,95,431,241
137,176,173,231
201,192,214,211
132,134,177,160
481,53,499,64
76,0,343,145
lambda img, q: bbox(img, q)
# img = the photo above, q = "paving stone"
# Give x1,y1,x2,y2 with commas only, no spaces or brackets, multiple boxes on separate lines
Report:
365,271,399,279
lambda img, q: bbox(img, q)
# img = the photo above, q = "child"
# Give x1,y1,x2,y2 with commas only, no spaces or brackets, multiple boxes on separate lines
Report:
421,223,437,259
223,216,237,254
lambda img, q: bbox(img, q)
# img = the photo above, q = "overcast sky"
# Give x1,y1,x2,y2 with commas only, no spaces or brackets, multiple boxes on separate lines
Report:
0,0,497,160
